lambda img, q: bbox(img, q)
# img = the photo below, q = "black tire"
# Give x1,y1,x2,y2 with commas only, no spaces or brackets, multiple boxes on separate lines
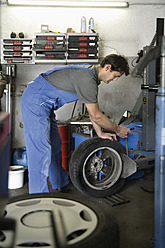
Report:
4,193,119,248
69,137,126,198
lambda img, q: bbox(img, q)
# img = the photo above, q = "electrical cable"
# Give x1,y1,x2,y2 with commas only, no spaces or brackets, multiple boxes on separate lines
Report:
131,57,139,67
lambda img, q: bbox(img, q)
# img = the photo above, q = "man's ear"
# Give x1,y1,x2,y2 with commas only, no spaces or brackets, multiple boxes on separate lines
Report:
105,64,112,71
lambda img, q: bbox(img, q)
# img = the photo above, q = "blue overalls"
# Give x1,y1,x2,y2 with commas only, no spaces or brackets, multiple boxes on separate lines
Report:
21,66,95,194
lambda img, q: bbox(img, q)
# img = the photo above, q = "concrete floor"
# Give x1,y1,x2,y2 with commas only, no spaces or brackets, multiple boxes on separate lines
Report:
112,169,154,248
8,168,154,248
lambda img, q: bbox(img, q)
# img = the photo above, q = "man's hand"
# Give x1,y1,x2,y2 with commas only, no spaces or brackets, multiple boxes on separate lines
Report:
99,132,117,141
116,126,131,138
86,103,131,140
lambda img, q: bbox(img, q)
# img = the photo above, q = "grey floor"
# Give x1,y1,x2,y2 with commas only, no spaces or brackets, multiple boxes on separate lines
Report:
8,168,154,248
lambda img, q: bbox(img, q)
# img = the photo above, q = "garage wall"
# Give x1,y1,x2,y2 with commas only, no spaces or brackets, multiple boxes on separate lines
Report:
0,0,165,148
1,1,165,56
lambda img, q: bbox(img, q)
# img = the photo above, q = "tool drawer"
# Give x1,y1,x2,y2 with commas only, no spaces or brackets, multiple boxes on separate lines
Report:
34,33,66,63
35,51,66,60
67,33,99,63
1,39,34,64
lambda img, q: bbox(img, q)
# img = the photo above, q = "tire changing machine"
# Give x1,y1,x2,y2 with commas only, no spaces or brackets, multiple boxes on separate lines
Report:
132,20,165,248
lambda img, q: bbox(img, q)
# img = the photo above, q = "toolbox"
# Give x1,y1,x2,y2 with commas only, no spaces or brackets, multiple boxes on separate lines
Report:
67,33,99,63
34,33,66,63
1,39,34,64
1,33,99,64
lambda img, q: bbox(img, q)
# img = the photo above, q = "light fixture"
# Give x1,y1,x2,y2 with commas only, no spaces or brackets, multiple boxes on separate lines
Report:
6,0,129,8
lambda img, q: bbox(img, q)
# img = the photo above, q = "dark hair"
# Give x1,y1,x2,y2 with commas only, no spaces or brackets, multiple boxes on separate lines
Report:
100,54,129,76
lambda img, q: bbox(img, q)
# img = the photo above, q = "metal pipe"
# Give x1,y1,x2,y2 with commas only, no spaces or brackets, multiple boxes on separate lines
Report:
5,65,15,114
8,81,11,114
154,88,165,248
161,56,165,88
154,36,165,248
160,37,165,88
5,85,9,113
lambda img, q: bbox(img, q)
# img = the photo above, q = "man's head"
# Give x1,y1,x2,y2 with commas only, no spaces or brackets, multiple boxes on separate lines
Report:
98,54,129,84
100,54,129,76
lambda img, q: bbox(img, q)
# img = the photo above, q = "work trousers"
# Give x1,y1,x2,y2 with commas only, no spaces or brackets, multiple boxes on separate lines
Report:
21,74,78,194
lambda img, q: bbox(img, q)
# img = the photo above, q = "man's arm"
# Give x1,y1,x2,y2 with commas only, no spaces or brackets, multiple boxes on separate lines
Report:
90,118,118,140
85,102,131,139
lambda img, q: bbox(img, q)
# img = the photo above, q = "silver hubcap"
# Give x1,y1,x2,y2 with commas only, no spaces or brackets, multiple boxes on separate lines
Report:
83,147,122,190
3,197,98,247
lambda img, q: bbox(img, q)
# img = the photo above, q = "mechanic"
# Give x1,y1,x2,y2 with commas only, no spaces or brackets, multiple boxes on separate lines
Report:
21,54,131,194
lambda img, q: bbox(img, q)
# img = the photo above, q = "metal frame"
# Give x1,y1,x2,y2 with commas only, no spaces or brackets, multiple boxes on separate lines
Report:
132,35,165,248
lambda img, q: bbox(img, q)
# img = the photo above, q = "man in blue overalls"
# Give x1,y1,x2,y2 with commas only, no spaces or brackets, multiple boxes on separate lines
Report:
21,54,131,194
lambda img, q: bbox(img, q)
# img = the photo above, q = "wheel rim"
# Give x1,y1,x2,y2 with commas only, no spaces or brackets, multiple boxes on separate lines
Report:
83,146,123,190
3,197,98,247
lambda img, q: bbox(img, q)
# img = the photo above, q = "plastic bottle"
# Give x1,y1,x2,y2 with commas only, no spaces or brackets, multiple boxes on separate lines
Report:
81,16,86,33
13,148,27,167
89,17,94,33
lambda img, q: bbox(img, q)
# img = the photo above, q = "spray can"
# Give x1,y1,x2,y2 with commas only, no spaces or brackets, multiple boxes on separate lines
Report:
88,17,94,33
81,16,86,33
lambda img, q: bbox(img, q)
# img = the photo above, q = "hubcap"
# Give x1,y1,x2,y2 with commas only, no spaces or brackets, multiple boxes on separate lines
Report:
83,147,122,190
2,197,98,247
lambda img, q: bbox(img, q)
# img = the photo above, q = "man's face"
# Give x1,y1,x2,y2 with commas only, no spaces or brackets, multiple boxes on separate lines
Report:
101,65,123,84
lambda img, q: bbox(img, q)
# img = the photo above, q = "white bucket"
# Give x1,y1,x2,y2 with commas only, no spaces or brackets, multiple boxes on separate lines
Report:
8,166,25,189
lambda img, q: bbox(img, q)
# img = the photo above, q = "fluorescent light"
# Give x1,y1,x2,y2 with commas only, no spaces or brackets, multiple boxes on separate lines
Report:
7,0,129,8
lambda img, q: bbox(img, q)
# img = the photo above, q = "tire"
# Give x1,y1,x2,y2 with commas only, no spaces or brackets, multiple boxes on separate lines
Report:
3,193,119,248
69,137,126,198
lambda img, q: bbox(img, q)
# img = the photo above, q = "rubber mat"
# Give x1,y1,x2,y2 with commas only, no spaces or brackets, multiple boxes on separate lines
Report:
104,193,130,207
